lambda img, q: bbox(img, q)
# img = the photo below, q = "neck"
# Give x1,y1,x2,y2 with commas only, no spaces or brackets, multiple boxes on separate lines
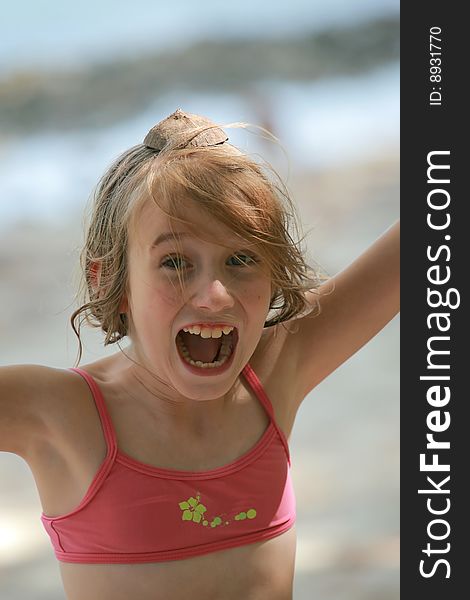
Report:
111,346,243,433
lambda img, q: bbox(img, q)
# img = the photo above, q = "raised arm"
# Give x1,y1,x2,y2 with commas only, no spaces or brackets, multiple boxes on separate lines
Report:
286,220,400,401
0,365,56,458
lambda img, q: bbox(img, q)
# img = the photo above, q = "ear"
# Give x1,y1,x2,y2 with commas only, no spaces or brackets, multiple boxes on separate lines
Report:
89,261,102,295
119,293,129,314
89,260,129,314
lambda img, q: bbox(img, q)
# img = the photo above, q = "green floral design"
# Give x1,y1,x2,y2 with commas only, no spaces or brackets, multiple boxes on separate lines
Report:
179,495,207,523
210,516,222,528
235,508,257,520
178,493,257,527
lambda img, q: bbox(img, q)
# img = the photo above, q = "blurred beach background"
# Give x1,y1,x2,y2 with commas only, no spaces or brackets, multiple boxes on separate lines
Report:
0,1,399,598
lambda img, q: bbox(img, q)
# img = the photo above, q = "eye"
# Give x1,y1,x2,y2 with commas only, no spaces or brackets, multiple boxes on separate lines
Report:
160,255,190,270
227,253,258,267
160,252,259,270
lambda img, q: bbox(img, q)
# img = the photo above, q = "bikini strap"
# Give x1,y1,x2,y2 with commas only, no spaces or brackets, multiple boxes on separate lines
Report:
241,363,291,465
69,367,118,457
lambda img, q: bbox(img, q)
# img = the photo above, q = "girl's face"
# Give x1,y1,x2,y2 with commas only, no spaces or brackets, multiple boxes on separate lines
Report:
124,199,272,401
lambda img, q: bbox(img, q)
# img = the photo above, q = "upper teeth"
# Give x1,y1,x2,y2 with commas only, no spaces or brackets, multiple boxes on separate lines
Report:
182,325,234,338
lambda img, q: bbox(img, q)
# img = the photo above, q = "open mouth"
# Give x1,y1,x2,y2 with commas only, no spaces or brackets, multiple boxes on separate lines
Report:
175,326,238,370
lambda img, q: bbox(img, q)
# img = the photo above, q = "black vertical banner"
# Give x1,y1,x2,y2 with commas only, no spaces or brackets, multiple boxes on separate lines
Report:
401,3,466,599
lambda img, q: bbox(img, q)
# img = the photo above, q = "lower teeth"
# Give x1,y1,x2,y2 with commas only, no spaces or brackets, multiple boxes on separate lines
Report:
184,354,230,369
176,335,233,369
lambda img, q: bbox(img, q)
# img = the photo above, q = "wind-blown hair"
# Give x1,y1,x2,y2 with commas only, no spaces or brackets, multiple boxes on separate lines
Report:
71,120,325,364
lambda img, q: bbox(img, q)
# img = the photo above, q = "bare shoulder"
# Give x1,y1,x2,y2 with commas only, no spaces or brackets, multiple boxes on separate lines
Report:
249,321,302,437
0,364,88,458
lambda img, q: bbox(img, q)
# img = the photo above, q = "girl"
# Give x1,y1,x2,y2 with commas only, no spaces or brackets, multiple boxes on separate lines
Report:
0,109,399,600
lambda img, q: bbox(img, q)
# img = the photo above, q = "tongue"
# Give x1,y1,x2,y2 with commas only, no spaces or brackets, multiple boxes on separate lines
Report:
181,332,222,363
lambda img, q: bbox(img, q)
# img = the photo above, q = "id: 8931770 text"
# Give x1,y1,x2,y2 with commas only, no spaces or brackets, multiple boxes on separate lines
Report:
429,26,443,107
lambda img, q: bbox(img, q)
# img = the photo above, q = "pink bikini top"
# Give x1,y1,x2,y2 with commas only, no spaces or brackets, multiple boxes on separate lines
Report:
40,364,296,564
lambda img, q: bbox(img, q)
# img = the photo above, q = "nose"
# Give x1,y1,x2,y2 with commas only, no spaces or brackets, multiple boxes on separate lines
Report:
190,277,235,313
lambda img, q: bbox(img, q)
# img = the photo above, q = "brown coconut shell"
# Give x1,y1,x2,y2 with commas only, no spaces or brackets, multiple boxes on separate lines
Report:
143,108,228,151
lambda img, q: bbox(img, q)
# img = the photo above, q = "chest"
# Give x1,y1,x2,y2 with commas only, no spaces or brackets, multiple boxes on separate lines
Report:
112,330,298,474
33,324,299,521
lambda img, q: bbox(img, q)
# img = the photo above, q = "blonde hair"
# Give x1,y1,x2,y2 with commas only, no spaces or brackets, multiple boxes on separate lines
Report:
71,120,325,364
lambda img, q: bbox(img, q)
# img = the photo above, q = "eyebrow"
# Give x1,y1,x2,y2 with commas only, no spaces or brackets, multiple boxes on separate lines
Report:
150,230,255,251
151,232,194,248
